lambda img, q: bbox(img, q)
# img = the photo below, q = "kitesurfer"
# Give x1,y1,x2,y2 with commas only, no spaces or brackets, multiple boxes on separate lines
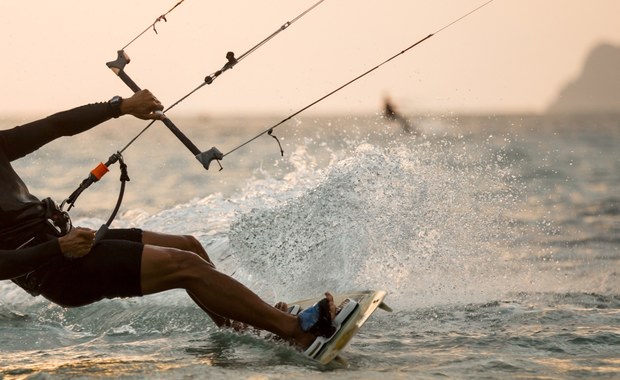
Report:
383,96,416,134
0,90,335,351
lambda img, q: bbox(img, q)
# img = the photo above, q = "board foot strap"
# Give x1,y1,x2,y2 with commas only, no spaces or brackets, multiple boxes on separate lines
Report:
302,298,359,359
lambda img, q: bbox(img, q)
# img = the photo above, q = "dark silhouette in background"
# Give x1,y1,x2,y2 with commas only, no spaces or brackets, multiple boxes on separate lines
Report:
383,97,416,134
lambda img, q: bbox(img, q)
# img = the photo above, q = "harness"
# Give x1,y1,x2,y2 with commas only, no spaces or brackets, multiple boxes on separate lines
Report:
0,197,69,251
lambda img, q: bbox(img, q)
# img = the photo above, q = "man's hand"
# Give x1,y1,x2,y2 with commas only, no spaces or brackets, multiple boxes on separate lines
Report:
121,89,165,120
58,227,96,259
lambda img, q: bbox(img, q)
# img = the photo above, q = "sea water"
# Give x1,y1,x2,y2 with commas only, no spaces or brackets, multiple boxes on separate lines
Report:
0,112,618,379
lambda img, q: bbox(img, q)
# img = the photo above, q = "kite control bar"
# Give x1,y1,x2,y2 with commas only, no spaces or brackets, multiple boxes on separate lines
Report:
106,50,223,170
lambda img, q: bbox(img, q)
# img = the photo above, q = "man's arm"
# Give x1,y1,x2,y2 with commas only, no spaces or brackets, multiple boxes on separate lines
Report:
0,227,95,280
0,240,61,280
2,102,116,161
2,90,164,161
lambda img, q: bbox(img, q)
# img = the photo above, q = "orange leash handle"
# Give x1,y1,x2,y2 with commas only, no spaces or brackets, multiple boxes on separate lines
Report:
90,162,110,181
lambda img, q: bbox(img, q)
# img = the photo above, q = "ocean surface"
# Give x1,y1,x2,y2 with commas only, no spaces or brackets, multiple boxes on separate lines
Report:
0,112,618,379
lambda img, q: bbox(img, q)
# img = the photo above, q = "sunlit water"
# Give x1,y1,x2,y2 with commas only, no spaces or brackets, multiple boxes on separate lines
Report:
1,113,619,379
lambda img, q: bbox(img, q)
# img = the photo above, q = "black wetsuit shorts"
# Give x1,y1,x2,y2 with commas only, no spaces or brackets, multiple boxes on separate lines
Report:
35,228,144,307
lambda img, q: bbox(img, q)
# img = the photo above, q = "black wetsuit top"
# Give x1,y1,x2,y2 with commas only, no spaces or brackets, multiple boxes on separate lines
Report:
0,102,118,282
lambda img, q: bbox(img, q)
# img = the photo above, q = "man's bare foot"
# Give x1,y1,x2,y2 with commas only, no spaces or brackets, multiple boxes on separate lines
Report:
221,293,337,351
292,292,337,349
275,301,288,312
322,292,336,320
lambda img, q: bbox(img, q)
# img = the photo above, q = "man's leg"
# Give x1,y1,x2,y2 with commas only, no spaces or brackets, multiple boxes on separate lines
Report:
141,231,235,327
139,243,330,347
142,231,212,264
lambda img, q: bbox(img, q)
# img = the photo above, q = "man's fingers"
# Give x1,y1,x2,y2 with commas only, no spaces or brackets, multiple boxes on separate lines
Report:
135,111,165,121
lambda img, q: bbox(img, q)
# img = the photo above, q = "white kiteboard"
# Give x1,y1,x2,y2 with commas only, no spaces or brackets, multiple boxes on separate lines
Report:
287,289,392,365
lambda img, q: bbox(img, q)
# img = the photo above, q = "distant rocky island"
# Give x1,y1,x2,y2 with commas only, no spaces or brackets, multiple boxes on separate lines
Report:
547,43,620,114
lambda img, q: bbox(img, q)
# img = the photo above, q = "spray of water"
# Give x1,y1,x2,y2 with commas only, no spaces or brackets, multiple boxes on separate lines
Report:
228,133,521,309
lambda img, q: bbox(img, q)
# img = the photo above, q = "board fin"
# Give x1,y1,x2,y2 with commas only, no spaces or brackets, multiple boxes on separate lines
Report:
378,302,393,312
332,355,349,367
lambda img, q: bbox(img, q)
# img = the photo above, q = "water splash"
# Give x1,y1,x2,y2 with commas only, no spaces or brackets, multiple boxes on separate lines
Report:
228,136,521,308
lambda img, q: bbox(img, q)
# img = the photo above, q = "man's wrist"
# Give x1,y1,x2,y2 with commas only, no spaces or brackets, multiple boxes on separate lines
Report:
108,95,123,118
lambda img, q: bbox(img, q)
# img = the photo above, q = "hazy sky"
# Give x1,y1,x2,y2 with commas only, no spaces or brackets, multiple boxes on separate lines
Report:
1,0,619,117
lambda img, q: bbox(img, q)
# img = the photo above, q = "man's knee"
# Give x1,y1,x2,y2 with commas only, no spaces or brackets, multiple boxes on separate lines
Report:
180,234,201,252
181,235,212,263
142,247,212,293
163,249,210,281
